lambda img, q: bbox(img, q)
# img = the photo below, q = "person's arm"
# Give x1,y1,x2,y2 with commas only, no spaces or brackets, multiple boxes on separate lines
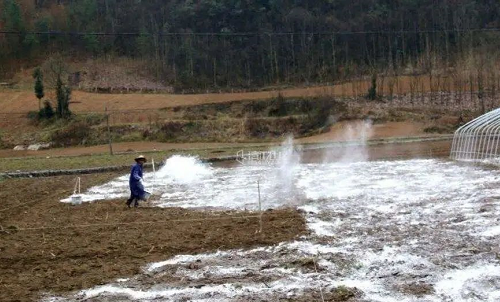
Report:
132,165,142,181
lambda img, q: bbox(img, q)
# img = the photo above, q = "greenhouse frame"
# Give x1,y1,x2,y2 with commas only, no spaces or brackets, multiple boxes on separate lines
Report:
451,108,500,161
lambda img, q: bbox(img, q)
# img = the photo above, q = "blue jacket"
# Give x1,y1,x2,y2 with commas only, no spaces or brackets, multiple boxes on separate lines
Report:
129,163,145,197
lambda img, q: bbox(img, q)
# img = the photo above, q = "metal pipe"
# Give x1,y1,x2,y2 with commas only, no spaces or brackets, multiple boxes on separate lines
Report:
480,117,500,160
451,108,500,161
456,110,496,160
488,121,500,159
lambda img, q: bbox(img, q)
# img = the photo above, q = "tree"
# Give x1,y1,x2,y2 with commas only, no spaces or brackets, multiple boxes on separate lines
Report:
1,0,25,56
32,67,45,110
2,0,24,32
136,27,152,58
4,0,500,90
367,74,377,100
43,55,68,88
55,76,71,118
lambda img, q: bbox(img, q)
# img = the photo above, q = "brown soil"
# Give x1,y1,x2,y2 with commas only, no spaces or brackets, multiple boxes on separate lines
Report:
0,174,306,302
297,121,427,144
0,75,460,114
396,282,434,297
300,139,452,163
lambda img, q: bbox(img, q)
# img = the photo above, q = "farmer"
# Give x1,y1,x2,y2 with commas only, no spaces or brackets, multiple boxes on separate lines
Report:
126,155,147,208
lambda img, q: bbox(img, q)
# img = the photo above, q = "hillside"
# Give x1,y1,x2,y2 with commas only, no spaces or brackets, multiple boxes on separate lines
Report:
1,0,498,149
0,73,491,114
1,0,500,91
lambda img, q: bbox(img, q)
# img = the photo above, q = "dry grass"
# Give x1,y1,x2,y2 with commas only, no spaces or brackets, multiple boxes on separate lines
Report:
0,74,478,115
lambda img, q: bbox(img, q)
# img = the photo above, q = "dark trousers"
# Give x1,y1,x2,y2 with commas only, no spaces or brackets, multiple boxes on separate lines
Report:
126,194,141,207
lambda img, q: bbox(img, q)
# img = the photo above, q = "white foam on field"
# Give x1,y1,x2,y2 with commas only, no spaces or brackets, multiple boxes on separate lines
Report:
52,158,500,301
435,264,500,301
481,225,500,237
156,155,214,183
61,175,130,203
146,250,231,272
78,284,240,301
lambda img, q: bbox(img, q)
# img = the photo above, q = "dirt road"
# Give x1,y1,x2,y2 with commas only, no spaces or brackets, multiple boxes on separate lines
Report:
0,121,433,160
296,121,428,144
0,141,269,158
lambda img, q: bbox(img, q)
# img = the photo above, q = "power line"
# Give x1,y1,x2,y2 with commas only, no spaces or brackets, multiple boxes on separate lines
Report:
1,28,500,37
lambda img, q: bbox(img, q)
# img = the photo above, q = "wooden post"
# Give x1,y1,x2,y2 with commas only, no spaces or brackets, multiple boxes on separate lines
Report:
105,105,113,155
152,158,156,196
258,179,262,233
313,253,325,302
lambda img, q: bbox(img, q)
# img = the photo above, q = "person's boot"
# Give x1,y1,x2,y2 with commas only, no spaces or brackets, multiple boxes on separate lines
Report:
134,199,139,208
126,198,133,208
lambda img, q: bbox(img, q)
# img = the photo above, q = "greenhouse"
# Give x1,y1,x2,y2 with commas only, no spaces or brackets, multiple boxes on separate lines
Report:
451,108,500,161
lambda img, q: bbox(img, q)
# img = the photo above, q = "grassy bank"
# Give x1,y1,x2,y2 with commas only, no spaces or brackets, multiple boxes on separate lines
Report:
0,145,268,173
1,96,346,147
0,135,454,174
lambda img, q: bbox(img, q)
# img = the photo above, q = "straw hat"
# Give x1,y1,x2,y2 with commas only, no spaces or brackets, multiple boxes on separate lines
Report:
134,155,147,162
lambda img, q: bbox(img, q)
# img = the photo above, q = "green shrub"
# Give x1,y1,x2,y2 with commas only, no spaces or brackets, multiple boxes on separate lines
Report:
268,93,288,116
306,101,332,129
50,121,92,146
38,101,55,120
0,134,10,149
158,121,184,140
117,132,144,142
27,101,55,123
244,118,269,138
78,113,105,126
27,111,39,121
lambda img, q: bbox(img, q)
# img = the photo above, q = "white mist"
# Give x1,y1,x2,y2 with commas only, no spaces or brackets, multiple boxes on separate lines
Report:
322,119,373,163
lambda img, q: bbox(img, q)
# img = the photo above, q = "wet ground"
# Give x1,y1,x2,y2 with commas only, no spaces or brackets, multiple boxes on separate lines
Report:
0,174,305,302
51,139,500,302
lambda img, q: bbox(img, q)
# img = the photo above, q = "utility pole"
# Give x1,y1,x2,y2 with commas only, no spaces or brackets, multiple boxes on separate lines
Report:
105,105,113,155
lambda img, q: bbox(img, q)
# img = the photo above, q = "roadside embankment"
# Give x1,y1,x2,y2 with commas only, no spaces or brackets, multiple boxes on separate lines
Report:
0,135,452,178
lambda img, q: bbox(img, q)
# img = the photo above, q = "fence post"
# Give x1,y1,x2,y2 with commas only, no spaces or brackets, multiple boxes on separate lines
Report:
258,178,262,233
105,105,113,155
